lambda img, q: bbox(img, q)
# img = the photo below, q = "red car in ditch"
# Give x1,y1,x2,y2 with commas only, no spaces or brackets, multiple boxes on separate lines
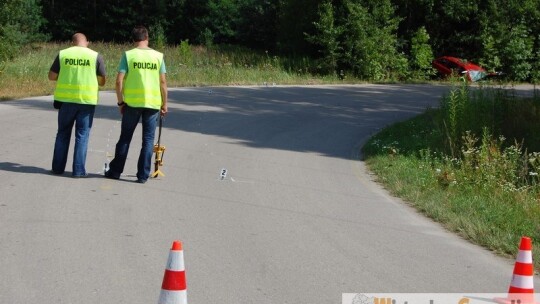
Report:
432,56,498,82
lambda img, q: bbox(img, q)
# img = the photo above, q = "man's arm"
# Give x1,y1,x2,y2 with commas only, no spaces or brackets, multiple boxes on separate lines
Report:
96,54,106,86
48,71,58,81
115,72,125,108
98,75,106,86
115,52,128,107
159,73,168,116
49,55,60,81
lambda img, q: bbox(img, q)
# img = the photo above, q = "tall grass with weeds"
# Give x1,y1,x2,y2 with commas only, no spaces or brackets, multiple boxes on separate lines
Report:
0,43,57,100
0,41,349,100
363,83,540,270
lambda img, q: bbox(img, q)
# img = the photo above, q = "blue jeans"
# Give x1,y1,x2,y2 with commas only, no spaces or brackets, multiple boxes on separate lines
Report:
52,103,95,176
108,105,159,181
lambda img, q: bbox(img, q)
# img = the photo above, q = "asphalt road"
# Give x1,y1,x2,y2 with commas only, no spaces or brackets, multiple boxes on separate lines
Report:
1,84,538,304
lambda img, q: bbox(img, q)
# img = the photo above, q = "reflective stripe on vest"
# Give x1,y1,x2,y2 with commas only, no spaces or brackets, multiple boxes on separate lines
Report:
53,46,99,104
123,48,163,110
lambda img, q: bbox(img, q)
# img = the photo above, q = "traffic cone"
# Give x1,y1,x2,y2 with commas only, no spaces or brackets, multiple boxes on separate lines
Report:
495,236,538,304
158,241,187,304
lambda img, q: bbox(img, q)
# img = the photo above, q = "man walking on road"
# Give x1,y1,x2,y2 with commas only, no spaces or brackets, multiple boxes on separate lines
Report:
49,33,106,177
105,25,168,184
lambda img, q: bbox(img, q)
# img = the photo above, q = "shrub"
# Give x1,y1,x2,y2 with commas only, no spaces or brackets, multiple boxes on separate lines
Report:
150,22,167,50
0,0,47,62
409,26,435,80
178,40,193,66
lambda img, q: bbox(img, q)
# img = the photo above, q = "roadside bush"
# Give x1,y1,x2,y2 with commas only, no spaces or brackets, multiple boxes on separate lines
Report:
409,27,435,80
150,22,167,50
500,24,534,82
178,40,193,66
0,0,47,63
0,24,24,62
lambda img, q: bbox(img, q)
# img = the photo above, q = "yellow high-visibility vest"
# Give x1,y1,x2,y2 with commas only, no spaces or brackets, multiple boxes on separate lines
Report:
54,46,99,104
123,48,163,110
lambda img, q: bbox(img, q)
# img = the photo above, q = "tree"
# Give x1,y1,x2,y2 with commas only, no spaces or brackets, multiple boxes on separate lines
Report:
425,0,480,58
198,0,240,45
33,0,540,82
531,40,540,84
305,1,342,74
392,0,434,40
478,0,540,81
409,26,434,79
277,0,322,55
340,0,407,80
164,0,207,44
0,0,46,62
237,0,279,50
500,23,534,82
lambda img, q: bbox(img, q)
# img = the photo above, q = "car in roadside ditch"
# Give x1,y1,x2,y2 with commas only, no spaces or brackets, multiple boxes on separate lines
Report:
432,56,502,82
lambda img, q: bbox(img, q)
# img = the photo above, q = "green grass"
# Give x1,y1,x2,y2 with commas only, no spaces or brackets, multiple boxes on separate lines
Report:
363,86,540,270
0,43,58,100
0,42,354,100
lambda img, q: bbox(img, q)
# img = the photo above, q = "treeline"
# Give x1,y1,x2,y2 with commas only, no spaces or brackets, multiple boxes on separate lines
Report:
2,0,540,82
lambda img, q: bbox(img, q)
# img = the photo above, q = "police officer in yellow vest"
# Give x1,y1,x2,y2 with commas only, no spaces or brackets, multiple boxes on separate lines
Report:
49,33,106,177
105,26,168,184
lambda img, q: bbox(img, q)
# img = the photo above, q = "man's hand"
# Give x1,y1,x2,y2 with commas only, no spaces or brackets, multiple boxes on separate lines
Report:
160,105,167,116
48,71,59,81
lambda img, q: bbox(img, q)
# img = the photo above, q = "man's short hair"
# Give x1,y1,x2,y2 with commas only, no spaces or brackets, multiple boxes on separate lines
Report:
72,33,87,43
132,26,148,42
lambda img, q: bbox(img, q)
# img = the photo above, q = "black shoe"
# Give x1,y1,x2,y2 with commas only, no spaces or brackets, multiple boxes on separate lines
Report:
136,178,147,184
104,170,120,180
50,170,63,175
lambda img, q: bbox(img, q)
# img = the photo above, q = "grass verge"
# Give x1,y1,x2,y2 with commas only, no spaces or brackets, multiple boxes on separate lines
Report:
362,88,540,271
0,42,356,101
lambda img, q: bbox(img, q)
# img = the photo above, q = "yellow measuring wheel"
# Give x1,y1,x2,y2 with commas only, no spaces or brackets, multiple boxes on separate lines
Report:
151,116,166,178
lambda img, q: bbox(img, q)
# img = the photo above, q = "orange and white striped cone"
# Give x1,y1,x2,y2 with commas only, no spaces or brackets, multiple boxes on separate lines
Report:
495,236,538,304
158,241,187,304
